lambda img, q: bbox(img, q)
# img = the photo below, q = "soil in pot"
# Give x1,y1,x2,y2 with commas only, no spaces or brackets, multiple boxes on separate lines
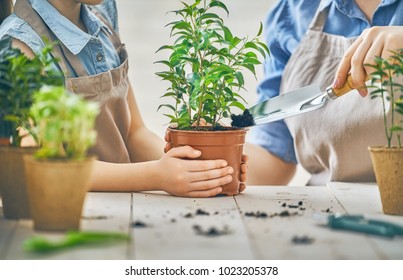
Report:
368,146,403,215
23,155,95,231
168,127,247,196
0,146,36,219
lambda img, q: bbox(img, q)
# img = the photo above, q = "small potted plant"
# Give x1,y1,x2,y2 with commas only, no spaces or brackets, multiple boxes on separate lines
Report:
367,49,403,215
156,0,269,195
24,85,99,231
0,36,62,219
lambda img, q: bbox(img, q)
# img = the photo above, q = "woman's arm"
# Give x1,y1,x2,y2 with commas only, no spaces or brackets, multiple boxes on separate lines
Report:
244,143,296,185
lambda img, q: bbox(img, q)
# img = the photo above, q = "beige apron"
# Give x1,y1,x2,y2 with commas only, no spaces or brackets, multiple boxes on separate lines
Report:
14,0,131,163
280,2,390,185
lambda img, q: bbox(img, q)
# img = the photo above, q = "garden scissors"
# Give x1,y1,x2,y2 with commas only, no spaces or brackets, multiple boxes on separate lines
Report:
313,213,403,238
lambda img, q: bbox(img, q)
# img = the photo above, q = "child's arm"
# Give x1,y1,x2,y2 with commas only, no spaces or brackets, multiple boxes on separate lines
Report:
88,82,233,197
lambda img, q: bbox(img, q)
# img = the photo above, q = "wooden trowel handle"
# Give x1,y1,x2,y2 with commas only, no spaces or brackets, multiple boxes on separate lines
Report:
327,73,370,99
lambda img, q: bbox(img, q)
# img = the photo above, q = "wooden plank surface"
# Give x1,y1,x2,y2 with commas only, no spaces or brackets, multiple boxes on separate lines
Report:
328,182,403,260
235,186,381,259
4,192,131,260
130,191,254,260
0,209,18,260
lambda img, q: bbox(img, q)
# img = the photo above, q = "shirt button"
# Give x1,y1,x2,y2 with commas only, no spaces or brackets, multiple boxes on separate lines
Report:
96,53,104,62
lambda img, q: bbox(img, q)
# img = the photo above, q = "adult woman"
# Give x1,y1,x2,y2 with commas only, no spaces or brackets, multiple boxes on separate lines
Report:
0,0,246,197
246,0,403,185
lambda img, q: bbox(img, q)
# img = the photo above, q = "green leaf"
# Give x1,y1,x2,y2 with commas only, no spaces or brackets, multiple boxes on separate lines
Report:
209,1,229,15
222,25,233,43
235,71,244,88
257,22,263,36
157,104,176,112
229,101,246,111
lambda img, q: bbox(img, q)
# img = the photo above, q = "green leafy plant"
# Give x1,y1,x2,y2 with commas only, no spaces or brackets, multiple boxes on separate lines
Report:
0,35,63,146
30,86,99,160
155,0,269,130
367,49,403,148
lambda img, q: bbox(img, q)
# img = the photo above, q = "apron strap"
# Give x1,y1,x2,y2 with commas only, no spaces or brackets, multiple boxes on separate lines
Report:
14,0,88,77
14,0,71,76
308,1,330,32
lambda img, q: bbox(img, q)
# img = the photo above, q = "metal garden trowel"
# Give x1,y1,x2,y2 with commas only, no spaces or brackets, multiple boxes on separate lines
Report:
247,74,361,126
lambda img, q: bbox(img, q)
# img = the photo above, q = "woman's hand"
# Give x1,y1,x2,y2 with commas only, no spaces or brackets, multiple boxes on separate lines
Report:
334,26,403,97
164,129,249,193
156,146,234,197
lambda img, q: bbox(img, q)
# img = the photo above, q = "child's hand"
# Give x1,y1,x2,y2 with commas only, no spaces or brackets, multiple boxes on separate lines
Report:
164,129,248,193
156,146,233,197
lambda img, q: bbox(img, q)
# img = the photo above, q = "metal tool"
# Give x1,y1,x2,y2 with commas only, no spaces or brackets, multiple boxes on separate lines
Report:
248,74,360,126
313,213,403,238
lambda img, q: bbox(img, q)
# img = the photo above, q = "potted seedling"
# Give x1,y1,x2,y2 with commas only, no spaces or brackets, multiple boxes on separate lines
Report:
367,49,403,215
24,85,99,231
0,36,62,219
156,0,269,195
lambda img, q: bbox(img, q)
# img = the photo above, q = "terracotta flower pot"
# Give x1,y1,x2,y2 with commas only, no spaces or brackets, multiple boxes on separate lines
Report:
368,146,403,215
168,127,247,196
0,146,36,219
23,155,95,231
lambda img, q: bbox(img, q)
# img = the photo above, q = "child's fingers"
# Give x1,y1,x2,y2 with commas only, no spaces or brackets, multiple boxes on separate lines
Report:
186,159,228,171
239,183,246,193
189,166,233,183
186,187,223,198
167,145,201,159
189,175,233,191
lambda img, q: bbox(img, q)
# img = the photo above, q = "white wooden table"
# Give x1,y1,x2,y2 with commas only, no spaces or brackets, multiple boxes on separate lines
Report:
1,182,402,260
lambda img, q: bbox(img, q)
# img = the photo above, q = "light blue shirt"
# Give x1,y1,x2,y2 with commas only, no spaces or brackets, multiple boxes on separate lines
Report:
0,0,121,77
249,0,403,164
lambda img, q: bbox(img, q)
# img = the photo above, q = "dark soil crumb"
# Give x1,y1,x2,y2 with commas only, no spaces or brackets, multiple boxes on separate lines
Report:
170,218,177,223
245,210,299,218
322,208,332,213
277,210,299,217
299,207,306,211
230,109,255,128
214,211,219,215
291,235,315,245
184,213,193,218
281,203,287,208
82,215,109,220
244,211,268,218
193,225,230,237
298,201,303,206
195,209,210,216
288,204,299,209
131,221,147,228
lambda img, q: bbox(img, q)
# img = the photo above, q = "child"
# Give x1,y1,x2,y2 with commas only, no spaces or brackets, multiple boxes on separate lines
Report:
0,0,246,197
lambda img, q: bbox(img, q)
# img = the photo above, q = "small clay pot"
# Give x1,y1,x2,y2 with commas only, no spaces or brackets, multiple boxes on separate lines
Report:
168,127,247,196
0,146,36,219
23,155,95,231
368,146,403,215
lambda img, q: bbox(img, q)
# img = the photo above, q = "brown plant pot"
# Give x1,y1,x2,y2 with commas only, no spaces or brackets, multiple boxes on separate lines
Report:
368,146,403,215
0,146,36,219
168,127,247,196
23,155,95,231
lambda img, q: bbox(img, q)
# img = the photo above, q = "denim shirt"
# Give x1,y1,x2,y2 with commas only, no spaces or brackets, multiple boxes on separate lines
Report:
249,0,403,164
0,0,121,77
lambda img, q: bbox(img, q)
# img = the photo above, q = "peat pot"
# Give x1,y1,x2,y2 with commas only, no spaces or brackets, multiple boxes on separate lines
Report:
168,127,247,196
0,146,36,219
368,146,403,216
23,155,95,231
